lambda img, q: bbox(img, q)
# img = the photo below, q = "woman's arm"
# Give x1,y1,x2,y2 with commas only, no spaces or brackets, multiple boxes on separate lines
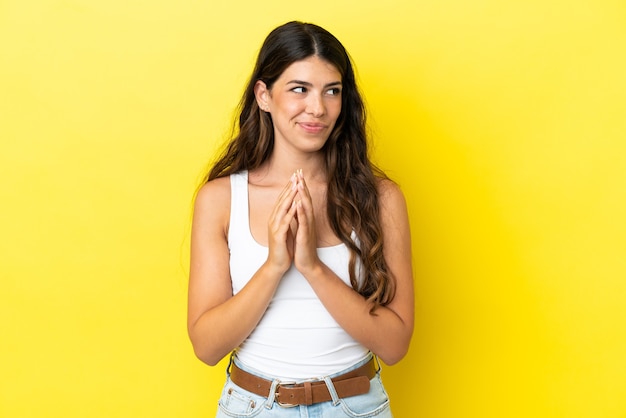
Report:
187,176,298,366
294,175,414,365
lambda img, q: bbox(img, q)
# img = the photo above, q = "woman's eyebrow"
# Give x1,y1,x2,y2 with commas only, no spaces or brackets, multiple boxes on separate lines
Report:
287,80,343,88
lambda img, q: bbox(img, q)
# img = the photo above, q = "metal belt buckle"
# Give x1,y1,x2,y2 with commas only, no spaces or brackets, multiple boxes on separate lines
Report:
275,381,298,408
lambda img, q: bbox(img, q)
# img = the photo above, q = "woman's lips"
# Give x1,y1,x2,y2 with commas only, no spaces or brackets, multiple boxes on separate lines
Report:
298,122,327,133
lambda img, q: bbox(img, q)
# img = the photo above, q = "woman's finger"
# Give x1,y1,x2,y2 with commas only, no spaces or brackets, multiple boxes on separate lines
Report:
271,174,297,220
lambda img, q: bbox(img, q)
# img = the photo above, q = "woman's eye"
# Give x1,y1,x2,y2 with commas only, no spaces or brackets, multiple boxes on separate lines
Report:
327,88,341,96
292,86,306,93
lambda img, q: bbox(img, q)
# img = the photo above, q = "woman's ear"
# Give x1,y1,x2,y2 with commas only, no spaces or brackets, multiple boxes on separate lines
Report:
254,80,270,112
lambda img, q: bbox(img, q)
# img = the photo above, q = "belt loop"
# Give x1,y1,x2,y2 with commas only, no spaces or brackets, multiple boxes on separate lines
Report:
265,379,280,409
304,381,313,405
373,353,382,374
225,352,234,378
323,376,341,406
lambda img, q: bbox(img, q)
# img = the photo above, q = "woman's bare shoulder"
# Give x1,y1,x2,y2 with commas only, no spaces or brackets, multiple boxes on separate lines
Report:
376,176,406,207
193,176,231,233
195,176,231,204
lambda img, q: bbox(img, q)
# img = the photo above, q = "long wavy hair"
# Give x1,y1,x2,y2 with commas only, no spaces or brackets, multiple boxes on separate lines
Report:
206,21,396,309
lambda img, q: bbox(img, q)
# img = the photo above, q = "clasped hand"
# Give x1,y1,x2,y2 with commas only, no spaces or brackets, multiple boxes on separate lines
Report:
267,169,320,276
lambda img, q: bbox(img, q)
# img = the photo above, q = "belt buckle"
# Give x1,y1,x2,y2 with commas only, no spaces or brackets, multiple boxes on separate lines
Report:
275,381,298,408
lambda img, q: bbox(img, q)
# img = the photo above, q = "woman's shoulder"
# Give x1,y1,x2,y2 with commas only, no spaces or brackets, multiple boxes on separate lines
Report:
375,176,403,196
375,176,407,211
193,175,232,227
196,175,231,203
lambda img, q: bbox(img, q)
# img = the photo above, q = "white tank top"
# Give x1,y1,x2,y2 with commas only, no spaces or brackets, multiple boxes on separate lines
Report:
228,171,369,380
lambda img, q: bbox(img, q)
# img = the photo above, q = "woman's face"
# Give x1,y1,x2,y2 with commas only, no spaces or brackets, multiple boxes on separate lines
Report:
256,56,342,155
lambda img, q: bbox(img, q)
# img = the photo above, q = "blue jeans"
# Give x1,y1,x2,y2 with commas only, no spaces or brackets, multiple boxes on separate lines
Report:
215,354,393,417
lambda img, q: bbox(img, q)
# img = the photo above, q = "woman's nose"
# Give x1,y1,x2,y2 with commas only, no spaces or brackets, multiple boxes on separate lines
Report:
306,94,325,117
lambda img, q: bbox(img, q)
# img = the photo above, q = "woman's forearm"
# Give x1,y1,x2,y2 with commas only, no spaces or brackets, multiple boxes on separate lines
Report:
188,261,284,366
303,262,413,365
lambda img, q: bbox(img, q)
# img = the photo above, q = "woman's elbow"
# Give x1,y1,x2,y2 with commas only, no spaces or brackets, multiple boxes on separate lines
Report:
376,332,412,365
191,344,222,367
378,345,410,366
188,331,224,367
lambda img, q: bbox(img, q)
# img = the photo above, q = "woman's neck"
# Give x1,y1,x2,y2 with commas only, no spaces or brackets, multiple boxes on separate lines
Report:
253,151,327,185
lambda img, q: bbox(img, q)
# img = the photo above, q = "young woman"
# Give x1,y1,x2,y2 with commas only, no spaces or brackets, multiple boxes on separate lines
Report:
188,21,414,417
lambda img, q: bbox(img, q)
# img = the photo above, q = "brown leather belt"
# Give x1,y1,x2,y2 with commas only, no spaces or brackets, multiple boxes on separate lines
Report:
230,357,378,407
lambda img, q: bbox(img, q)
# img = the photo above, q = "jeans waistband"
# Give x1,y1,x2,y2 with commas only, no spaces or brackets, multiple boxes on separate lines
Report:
228,353,379,407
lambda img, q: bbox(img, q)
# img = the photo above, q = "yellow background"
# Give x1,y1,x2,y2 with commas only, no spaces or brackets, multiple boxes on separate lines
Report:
1,0,625,417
